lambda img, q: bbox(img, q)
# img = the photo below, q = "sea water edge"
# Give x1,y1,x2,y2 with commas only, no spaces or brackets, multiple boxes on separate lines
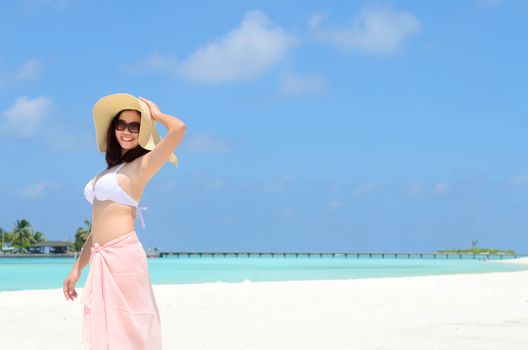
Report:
0,255,526,292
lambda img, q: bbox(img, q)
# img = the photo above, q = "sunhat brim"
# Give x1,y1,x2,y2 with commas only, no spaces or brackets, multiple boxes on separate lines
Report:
92,93,178,167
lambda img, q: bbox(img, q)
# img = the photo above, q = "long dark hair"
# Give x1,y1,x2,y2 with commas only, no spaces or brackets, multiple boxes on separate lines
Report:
105,109,150,169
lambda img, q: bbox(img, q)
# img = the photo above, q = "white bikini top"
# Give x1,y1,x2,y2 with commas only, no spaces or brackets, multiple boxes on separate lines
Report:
83,162,147,228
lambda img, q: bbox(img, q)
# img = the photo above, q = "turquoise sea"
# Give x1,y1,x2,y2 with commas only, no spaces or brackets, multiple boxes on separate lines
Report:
1,255,527,292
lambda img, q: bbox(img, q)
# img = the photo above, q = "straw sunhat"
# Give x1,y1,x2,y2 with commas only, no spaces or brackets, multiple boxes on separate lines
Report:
92,93,178,167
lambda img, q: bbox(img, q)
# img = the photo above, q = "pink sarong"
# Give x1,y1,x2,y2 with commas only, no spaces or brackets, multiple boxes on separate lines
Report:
80,230,162,349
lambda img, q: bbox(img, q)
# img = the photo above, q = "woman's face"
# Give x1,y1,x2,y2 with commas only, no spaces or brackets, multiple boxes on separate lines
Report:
115,110,141,151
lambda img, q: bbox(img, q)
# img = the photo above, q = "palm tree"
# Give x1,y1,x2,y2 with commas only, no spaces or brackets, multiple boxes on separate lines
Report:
33,231,46,243
2,228,13,247
0,227,6,249
10,219,38,249
73,219,91,252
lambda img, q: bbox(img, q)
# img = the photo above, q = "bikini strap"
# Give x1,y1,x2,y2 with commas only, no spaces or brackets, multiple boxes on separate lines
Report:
136,205,148,228
113,162,127,174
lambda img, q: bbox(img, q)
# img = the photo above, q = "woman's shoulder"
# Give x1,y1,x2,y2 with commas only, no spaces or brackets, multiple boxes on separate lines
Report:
126,154,151,186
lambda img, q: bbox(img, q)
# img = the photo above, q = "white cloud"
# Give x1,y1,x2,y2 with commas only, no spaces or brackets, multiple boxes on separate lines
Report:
475,0,502,7
182,132,230,153
121,52,179,75
282,205,293,216
14,58,45,81
355,181,376,195
45,132,94,151
328,200,342,210
240,180,250,189
509,175,528,185
25,0,75,10
0,96,54,138
329,184,340,192
308,12,326,31
309,5,421,55
206,178,225,190
261,175,294,193
432,182,450,194
0,58,46,88
123,9,298,83
280,175,294,182
181,9,297,82
406,182,424,194
277,71,328,96
16,180,59,198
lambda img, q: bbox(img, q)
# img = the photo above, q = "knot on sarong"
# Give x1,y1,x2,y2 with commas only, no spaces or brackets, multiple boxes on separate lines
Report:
91,242,101,254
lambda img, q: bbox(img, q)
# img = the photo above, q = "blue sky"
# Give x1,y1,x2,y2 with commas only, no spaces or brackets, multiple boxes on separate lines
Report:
1,0,528,253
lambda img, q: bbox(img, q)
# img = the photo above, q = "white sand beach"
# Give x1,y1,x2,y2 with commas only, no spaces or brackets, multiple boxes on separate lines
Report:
1,260,528,350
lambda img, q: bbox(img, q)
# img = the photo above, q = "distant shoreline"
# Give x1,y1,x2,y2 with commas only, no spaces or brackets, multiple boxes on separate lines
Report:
0,252,523,259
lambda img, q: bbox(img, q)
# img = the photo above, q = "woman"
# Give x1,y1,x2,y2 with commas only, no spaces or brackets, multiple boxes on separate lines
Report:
62,93,187,349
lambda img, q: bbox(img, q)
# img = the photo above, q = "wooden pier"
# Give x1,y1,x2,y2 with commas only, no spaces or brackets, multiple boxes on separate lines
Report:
156,252,519,259
0,252,519,260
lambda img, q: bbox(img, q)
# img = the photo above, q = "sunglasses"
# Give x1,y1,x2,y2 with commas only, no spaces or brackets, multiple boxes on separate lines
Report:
114,119,140,133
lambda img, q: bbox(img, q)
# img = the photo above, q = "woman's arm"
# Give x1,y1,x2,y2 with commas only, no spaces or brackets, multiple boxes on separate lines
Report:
63,233,93,300
139,96,186,131
137,97,187,184
72,232,93,275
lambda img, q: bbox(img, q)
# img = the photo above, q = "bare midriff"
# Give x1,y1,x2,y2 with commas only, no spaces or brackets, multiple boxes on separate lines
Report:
90,200,137,246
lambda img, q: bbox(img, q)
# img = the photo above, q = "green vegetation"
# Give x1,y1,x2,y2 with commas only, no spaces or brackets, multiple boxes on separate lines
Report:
436,248,516,255
436,240,517,255
1,219,91,252
0,219,47,251
72,220,91,252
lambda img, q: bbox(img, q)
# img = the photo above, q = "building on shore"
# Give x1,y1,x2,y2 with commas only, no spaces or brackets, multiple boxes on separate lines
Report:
29,240,74,254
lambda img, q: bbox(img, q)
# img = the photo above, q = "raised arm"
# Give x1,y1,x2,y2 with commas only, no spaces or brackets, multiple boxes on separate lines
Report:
137,96,187,184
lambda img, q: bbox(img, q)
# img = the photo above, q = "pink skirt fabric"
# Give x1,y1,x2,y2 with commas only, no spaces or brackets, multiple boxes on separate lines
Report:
80,230,162,349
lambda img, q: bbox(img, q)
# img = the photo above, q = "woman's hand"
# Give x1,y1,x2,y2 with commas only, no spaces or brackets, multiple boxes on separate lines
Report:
138,96,162,121
63,269,79,301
